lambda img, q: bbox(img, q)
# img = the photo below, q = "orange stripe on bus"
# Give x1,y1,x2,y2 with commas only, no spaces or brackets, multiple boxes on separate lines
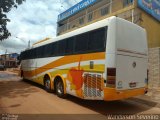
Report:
23,52,105,78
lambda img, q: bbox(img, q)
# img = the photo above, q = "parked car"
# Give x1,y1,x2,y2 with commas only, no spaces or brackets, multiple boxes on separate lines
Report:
0,65,5,71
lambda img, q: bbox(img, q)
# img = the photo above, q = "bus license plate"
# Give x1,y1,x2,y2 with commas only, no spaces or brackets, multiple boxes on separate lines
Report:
129,82,136,88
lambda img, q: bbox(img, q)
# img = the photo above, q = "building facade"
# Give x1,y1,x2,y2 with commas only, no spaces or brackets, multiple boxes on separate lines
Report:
57,0,160,89
0,53,19,68
57,0,160,48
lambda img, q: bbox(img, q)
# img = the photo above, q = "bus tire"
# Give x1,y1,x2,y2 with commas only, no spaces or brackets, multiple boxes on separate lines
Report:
56,79,66,98
44,76,51,92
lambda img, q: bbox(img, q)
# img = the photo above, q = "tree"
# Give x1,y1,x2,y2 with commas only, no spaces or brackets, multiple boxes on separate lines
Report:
0,0,25,41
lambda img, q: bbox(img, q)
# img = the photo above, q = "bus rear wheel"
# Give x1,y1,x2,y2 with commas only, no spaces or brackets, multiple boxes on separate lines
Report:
56,80,66,98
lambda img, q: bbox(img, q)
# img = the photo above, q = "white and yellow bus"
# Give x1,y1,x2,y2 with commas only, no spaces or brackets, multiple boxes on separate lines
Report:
20,16,148,101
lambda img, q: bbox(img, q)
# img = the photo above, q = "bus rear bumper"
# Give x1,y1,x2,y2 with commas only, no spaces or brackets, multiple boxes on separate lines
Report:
103,87,147,101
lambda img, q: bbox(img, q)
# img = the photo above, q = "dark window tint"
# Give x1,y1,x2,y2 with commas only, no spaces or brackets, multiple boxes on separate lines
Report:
66,37,74,55
36,46,44,58
20,26,107,60
88,27,107,52
52,42,58,56
58,40,66,56
45,43,54,57
29,49,36,59
75,33,89,53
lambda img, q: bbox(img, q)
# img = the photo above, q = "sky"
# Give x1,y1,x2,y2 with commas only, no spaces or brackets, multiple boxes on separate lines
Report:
0,0,81,55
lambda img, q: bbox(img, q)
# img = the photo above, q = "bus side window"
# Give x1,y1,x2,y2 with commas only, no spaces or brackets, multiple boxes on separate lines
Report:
29,49,34,59
36,46,44,58
25,50,30,59
45,44,53,57
88,27,106,52
52,42,58,57
75,32,89,54
66,37,74,55
58,40,66,56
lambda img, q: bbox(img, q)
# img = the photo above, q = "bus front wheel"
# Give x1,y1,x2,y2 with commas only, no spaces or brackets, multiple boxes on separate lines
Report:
44,76,51,92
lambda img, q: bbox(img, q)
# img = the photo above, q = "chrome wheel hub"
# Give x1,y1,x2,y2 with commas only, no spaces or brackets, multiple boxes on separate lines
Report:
57,82,63,94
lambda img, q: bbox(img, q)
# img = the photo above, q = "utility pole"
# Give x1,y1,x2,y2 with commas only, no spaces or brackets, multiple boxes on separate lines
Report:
28,40,30,48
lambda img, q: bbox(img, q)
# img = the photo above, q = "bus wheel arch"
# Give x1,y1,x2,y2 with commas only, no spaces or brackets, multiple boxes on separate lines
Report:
43,74,52,92
54,75,66,98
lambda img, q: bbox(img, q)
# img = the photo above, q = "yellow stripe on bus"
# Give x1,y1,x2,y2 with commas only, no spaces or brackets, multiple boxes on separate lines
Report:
23,52,105,78
25,64,105,83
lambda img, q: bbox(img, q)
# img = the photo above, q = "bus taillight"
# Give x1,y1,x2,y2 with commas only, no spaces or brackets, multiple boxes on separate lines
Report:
106,68,116,87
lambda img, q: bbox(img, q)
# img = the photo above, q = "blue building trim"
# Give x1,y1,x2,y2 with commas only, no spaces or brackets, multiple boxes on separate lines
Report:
58,0,98,22
138,0,160,21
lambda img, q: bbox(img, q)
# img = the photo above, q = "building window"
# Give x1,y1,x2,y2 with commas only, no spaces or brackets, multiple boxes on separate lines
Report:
100,7,109,16
88,12,93,22
123,0,133,7
79,17,84,25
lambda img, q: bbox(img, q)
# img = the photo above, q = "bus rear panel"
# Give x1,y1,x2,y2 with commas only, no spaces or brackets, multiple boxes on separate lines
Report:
104,17,148,101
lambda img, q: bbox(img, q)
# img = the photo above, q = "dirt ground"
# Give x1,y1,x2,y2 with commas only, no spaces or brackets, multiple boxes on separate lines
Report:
0,71,160,120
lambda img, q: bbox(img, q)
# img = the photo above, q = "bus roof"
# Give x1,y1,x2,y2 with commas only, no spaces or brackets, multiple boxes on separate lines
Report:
33,38,51,46
31,16,145,50
32,16,116,49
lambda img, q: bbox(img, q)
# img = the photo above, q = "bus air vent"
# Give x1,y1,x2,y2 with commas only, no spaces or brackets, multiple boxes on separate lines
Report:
83,73,103,99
